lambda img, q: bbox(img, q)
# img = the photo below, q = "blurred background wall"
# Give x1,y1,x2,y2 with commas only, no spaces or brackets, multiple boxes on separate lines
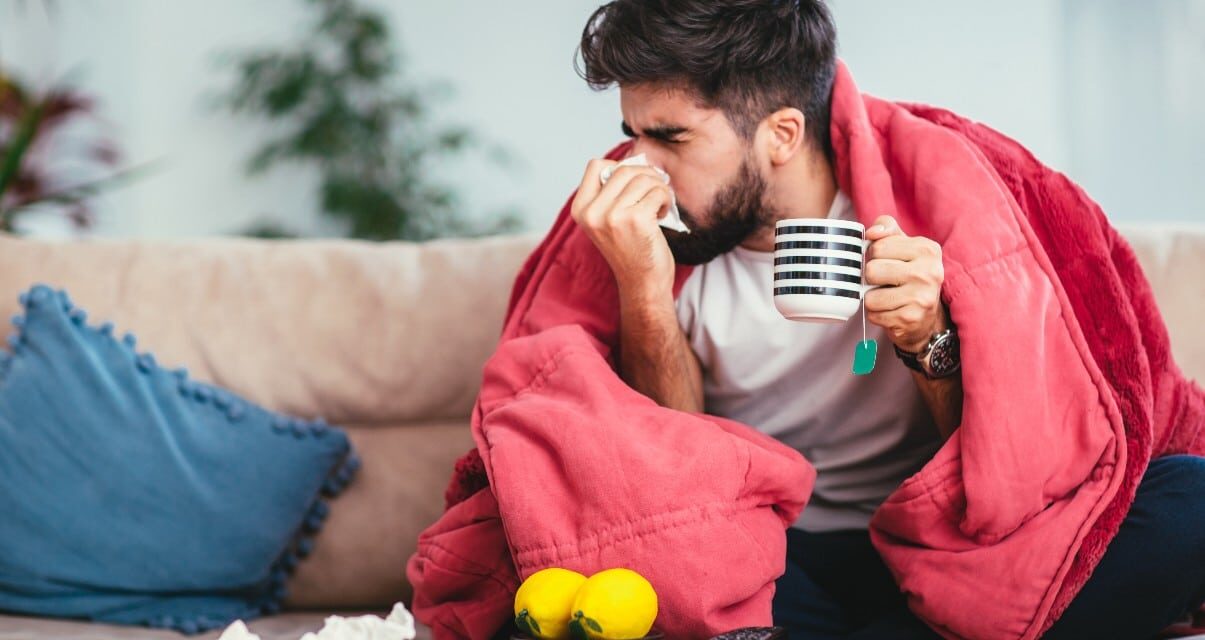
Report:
2,0,1202,239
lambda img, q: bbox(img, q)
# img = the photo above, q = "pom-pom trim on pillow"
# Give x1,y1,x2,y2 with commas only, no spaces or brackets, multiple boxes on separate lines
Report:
0,285,362,634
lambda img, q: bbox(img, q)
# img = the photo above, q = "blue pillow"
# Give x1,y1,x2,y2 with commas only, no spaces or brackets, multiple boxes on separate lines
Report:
0,284,360,634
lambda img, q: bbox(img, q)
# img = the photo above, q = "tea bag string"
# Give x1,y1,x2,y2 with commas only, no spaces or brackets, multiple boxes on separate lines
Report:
862,291,868,343
862,236,871,344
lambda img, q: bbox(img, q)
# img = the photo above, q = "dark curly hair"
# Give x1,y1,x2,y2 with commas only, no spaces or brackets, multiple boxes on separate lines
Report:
577,0,838,156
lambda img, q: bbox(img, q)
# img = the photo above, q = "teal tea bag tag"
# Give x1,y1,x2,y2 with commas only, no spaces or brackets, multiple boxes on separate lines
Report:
852,339,877,375
853,276,877,375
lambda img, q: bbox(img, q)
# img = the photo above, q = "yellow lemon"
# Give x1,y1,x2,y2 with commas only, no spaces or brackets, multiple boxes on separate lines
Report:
567,568,658,640
514,567,589,639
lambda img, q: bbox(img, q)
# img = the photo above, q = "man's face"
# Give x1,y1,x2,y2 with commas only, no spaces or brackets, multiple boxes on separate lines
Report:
619,84,775,265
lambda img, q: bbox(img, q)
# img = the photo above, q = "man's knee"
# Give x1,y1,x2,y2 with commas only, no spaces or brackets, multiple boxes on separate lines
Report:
1146,454,1205,497
1142,455,1205,562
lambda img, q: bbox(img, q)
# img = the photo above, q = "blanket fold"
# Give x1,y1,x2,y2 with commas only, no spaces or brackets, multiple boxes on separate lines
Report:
408,62,1204,640
415,313,815,639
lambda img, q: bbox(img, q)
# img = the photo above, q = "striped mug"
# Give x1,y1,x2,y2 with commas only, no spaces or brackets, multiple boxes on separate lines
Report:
772,218,878,322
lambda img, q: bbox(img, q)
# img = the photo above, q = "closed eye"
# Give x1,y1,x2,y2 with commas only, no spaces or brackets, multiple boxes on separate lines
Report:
621,121,688,144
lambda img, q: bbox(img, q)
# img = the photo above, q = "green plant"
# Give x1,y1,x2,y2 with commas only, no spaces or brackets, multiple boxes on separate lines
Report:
217,0,519,241
0,71,133,234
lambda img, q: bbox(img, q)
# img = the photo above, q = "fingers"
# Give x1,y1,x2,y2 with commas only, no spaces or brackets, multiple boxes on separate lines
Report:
574,161,660,220
865,283,940,325
859,217,947,351
572,158,615,219
864,283,919,313
581,171,670,228
626,188,673,223
581,184,669,230
862,258,908,288
867,234,942,262
611,175,672,220
864,246,943,294
594,164,665,206
866,305,933,333
866,215,903,240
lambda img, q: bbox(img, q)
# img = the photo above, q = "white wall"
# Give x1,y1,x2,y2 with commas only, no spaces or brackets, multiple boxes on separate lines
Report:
1060,0,1205,223
831,0,1069,169
378,1,621,234
0,0,619,238
1,0,330,237
1,1,1201,239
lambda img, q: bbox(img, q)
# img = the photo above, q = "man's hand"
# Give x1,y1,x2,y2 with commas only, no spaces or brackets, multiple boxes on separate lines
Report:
570,159,676,302
864,215,961,439
863,215,947,353
572,159,703,413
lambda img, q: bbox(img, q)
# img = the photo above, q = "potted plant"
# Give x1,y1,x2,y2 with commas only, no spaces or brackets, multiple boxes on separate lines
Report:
0,71,135,234
217,0,519,241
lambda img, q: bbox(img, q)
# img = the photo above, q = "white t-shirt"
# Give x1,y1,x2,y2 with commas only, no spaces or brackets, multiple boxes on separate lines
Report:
675,191,943,532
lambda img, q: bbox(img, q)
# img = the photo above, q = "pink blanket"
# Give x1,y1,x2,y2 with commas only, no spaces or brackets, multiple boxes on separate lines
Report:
407,62,1205,639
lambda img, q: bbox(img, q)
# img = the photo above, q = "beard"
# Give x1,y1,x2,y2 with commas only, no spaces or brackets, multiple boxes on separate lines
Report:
662,157,774,266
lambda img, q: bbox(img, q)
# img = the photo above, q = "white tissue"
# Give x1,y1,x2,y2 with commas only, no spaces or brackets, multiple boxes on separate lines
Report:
599,153,691,233
218,621,261,640
218,602,416,640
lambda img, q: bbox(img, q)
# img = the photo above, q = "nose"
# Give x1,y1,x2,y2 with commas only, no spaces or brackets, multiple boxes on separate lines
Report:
629,138,663,166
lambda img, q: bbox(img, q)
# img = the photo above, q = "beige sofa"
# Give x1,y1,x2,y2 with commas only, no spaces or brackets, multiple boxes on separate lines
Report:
0,224,1201,640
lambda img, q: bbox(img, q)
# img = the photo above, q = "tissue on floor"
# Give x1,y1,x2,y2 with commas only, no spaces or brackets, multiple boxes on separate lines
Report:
217,620,260,640
217,602,416,640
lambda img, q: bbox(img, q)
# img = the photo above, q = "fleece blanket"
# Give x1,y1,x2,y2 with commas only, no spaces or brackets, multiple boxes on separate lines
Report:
407,62,1205,640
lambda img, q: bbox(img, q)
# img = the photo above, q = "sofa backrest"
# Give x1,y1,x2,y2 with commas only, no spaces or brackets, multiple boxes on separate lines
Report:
0,232,541,425
0,225,1200,427
1116,224,1205,382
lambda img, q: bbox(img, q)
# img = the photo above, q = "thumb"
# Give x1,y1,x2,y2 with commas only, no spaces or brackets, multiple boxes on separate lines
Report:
866,215,904,240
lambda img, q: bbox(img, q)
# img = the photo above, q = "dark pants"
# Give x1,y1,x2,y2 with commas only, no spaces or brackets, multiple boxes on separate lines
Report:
772,455,1205,639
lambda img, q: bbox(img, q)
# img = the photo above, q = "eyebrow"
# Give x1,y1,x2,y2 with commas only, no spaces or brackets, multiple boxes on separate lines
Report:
621,121,689,142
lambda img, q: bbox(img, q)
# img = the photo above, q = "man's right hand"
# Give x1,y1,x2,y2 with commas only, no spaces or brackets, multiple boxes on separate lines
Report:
571,159,704,413
570,159,677,304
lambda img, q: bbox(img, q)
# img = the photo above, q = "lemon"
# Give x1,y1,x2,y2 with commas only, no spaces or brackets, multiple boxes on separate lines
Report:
567,568,658,640
514,567,589,639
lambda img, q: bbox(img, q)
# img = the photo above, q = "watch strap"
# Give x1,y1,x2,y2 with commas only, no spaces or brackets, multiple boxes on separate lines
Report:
893,342,927,374
894,328,959,379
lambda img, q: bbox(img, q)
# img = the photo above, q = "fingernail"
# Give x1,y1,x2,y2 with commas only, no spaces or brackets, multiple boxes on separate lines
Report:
869,225,884,233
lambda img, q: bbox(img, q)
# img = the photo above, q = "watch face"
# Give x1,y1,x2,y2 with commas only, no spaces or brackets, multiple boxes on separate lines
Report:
924,333,961,377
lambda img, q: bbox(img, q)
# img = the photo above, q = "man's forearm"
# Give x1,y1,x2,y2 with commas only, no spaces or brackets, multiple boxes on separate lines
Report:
903,304,963,441
617,291,704,413
913,370,962,441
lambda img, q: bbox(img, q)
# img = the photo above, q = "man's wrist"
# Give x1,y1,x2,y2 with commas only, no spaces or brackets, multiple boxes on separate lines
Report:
896,322,960,380
896,306,951,354
617,277,673,310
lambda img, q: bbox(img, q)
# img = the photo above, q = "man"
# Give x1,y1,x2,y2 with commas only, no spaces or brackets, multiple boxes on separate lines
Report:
569,1,1205,637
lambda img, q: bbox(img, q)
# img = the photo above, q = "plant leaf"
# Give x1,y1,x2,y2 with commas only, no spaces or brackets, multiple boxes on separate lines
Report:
1,161,155,218
0,101,44,201
211,0,518,243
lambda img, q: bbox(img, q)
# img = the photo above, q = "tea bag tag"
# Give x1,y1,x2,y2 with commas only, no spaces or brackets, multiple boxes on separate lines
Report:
853,289,877,375
853,339,877,375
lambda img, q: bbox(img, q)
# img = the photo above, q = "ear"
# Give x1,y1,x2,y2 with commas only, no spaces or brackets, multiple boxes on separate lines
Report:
761,107,807,167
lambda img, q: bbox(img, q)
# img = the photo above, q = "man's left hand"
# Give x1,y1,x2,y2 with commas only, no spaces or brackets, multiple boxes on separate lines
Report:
863,215,947,354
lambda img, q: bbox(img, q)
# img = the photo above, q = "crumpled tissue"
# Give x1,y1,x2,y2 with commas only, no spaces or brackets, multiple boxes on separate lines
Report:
599,153,691,233
217,602,416,640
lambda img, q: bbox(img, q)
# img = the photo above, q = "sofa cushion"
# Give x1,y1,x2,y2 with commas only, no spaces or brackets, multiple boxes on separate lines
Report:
0,612,435,640
0,285,359,634
284,420,474,610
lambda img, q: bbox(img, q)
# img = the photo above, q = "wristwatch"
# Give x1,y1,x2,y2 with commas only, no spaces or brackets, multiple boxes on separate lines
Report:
893,328,961,379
